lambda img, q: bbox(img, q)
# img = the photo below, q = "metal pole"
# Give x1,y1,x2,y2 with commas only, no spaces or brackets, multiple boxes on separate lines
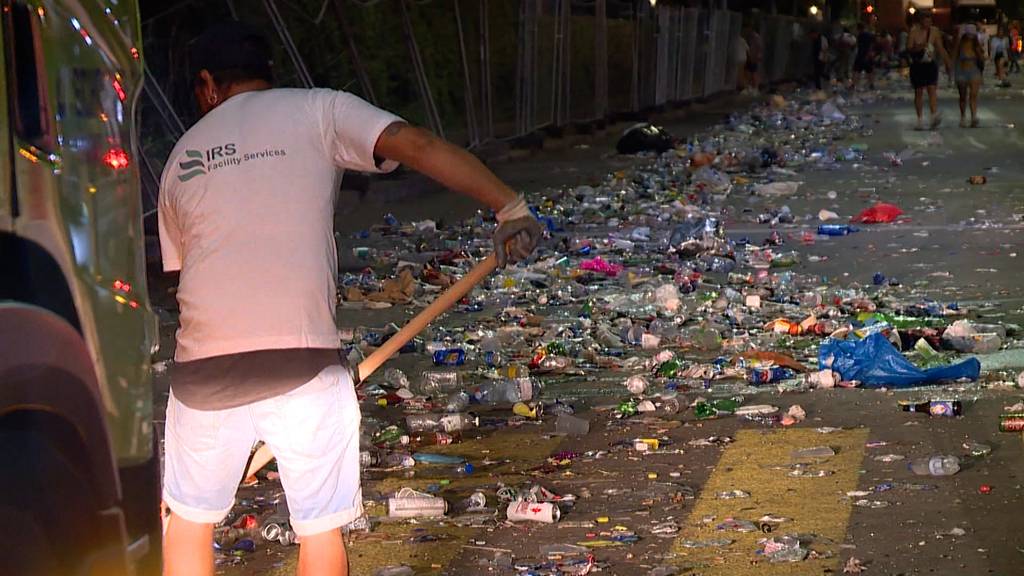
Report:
453,0,479,146
398,0,445,138
139,149,162,217
631,2,640,112
530,0,539,130
143,65,186,137
562,0,571,125
551,0,561,126
263,0,314,87
594,0,607,119
479,0,493,140
515,0,537,135
331,0,378,104
551,0,572,127
515,0,526,135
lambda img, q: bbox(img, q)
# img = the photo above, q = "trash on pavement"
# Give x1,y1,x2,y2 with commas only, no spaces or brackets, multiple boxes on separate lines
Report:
851,202,904,224
388,487,448,518
506,500,560,523
820,332,981,388
616,123,676,155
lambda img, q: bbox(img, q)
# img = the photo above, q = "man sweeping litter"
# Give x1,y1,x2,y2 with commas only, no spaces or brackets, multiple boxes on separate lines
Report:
158,22,542,576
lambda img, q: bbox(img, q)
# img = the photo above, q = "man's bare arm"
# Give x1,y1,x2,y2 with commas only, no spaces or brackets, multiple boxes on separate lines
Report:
372,122,517,211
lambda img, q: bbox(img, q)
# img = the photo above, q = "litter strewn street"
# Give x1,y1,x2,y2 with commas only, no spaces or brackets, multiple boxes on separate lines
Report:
147,73,1024,575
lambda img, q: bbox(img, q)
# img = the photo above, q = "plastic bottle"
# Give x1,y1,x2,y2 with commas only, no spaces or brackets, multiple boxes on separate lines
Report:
899,400,962,417
401,431,462,448
383,452,416,468
471,378,540,405
372,425,406,446
909,455,961,476
694,398,740,419
359,450,382,469
383,367,410,389
415,370,464,396
656,358,682,378
616,398,639,418
405,413,479,433
412,452,465,465
443,391,471,413
817,224,859,236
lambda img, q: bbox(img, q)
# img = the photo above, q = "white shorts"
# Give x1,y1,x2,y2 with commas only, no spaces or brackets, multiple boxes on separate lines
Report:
162,365,362,536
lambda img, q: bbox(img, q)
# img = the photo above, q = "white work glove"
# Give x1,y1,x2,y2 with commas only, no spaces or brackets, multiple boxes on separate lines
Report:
493,195,543,268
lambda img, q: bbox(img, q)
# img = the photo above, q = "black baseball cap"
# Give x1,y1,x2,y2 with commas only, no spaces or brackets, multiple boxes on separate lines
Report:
188,21,273,82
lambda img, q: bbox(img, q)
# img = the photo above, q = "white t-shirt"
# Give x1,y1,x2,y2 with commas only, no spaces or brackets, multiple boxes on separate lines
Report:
158,88,402,362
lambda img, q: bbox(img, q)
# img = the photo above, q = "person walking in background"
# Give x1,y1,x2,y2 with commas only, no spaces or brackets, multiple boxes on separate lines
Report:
735,28,749,92
955,25,985,127
745,25,763,93
880,31,895,68
1009,22,1021,73
991,26,1011,87
853,22,876,90
835,27,856,88
810,29,831,90
907,11,950,130
898,26,910,71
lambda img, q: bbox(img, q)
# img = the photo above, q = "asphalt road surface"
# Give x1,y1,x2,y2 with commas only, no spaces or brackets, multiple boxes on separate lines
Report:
151,69,1024,575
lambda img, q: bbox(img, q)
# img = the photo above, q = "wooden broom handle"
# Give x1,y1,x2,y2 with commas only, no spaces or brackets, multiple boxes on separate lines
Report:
243,253,499,481
354,253,498,383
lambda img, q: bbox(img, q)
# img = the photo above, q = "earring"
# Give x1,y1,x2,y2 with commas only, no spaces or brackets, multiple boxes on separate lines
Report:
208,93,219,105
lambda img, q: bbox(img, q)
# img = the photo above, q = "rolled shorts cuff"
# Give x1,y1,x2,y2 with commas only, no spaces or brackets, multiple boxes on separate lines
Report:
162,490,233,525
291,502,365,537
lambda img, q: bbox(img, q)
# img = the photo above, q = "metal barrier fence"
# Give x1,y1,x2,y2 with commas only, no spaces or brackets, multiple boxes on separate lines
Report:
138,1,816,217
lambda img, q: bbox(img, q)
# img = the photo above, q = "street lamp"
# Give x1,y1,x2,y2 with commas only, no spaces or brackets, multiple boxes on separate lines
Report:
908,6,916,15
809,5,819,16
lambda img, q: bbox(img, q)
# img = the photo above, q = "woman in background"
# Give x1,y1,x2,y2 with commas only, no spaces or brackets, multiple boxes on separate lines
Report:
991,26,1011,87
955,26,984,127
907,11,950,130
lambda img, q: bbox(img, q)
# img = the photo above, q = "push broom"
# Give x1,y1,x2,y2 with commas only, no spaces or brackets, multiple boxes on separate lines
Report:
242,253,499,479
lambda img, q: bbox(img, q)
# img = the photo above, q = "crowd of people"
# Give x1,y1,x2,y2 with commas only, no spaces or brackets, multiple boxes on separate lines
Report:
737,11,1024,131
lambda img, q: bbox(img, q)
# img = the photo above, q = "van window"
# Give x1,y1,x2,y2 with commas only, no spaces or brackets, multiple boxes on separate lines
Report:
3,1,54,150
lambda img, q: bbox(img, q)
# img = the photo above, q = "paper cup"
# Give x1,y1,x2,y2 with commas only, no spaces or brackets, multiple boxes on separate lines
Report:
506,500,560,523
388,488,448,518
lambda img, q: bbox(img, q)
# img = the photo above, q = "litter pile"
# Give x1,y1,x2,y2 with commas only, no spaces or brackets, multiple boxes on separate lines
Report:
205,88,1023,573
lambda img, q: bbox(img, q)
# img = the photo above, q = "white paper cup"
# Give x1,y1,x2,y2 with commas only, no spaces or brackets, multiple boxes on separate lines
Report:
506,500,560,523
388,488,448,518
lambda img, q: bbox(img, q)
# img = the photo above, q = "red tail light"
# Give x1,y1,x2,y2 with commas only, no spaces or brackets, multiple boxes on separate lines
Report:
103,148,130,170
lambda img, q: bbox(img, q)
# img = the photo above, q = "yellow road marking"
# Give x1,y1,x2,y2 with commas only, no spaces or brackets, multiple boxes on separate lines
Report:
672,427,869,574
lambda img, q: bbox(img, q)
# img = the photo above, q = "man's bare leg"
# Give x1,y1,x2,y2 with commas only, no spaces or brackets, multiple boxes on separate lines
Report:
298,528,348,576
163,513,214,576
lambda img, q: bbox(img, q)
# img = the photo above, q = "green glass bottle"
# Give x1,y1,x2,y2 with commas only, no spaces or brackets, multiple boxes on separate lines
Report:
657,359,682,378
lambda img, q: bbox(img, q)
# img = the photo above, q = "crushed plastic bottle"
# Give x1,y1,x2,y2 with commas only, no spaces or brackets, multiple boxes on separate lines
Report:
415,370,464,396
406,413,479,433
470,378,539,405
909,455,961,476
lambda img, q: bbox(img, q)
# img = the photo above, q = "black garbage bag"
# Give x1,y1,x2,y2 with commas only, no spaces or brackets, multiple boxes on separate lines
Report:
616,123,675,155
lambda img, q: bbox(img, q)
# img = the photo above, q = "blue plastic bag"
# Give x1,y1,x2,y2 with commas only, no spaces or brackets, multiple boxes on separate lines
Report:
818,332,980,388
